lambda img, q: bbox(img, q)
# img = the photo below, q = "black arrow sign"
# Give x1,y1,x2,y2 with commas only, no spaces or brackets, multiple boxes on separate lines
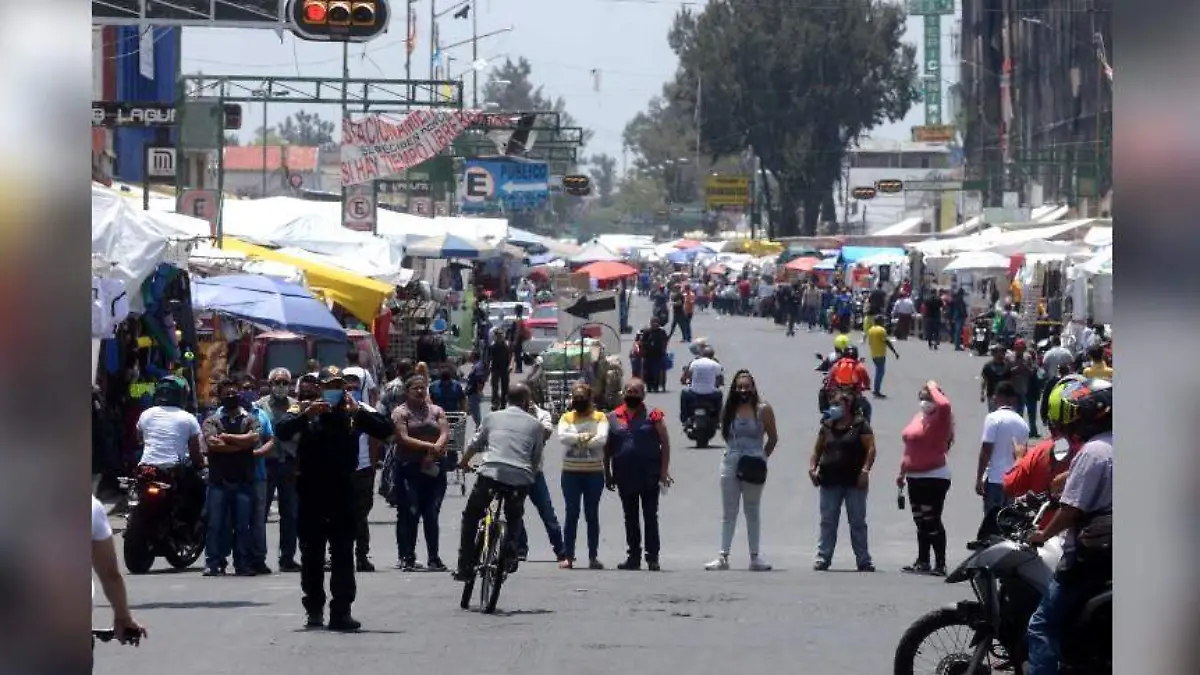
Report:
565,293,616,319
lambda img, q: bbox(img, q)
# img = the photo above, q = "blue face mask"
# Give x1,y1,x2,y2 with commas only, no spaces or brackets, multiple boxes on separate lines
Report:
321,389,345,406
825,405,845,421
350,389,363,402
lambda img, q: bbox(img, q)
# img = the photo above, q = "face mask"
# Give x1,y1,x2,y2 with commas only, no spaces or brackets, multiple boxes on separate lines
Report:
321,389,345,406
350,389,363,402
623,395,644,408
271,385,290,400
239,392,255,408
298,389,318,401
825,404,845,421
221,395,241,411
919,400,936,415
572,396,589,410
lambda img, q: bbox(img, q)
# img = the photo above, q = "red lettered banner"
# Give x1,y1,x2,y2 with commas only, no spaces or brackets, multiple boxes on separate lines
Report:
341,110,481,186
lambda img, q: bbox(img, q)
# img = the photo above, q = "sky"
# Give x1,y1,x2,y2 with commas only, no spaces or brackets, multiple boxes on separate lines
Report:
181,0,957,169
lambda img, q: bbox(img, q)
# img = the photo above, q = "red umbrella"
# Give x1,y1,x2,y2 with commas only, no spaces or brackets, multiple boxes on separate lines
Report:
674,239,704,249
785,256,821,272
578,260,639,282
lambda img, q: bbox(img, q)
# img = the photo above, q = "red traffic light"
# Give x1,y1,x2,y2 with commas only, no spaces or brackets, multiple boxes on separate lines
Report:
302,0,326,23
290,0,390,42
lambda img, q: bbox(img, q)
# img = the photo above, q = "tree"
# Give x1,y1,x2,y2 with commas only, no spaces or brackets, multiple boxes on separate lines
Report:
588,153,617,207
224,133,241,146
660,0,918,236
622,86,704,204
274,109,335,147
248,128,287,146
613,171,668,218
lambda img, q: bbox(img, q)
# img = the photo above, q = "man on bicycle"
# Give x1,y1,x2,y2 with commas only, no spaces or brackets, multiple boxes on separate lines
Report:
453,383,545,581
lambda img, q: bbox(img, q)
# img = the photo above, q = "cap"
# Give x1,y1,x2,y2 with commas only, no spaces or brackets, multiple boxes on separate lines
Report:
298,372,319,384
317,365,345,384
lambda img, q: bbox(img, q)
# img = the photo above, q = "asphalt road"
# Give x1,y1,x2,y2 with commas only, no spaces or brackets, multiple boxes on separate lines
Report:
95,298,1001,675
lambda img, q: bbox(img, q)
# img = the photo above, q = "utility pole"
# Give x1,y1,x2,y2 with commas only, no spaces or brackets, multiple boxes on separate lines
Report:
430,0,436,80
471,0,478,108
694,73,702,204
405,0,413,107
260,94,268,197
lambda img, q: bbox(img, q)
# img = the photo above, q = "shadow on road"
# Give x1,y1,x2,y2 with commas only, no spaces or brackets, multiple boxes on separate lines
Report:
489,608,554,617
133,600,270,610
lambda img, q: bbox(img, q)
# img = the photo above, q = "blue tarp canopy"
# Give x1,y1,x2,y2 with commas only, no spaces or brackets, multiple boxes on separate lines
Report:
840,246,907,264
192,274,347,341
528,253,558,266
507,227,545,248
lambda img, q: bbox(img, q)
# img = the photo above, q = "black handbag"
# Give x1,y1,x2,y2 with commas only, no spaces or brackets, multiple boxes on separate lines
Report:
736,455,768,484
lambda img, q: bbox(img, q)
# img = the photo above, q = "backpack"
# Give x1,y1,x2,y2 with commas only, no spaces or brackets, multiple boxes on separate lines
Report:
828,357,863,389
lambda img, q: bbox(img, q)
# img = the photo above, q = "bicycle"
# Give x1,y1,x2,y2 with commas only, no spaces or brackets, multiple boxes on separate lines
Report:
459,481,515,614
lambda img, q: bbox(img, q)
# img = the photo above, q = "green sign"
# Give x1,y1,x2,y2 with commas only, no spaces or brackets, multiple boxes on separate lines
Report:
907,0,954,15
923,14,942,124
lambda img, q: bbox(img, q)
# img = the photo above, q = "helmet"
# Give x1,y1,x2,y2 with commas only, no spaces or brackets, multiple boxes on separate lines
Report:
833,334,851,353
1047,377,1112,440
843,345,859,360
153,375,189,407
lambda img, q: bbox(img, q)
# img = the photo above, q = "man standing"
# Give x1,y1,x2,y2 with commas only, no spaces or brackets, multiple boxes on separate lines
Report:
201,379,263,577
256,368,302,571
515,396,567,563
864,282,887,342
508,305,528,374
1008,339,1040,436
274,367,394,631
342,350,378,406
464,351,487,427
974,382,1029,539
980,344,1014,412
866,315,900,398
605,379,672,571
639,317,670,393
892,292,916,340
344,373,382,572
488,328,512,410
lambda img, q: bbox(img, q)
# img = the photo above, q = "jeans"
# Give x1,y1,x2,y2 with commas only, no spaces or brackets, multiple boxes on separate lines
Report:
265,458,299,563
205,482,254,571
952,316,965,349
467,393,482,427
1025,381,1042,435
618,484,661,562
513,344,524,373
786,307,798,335
905,477,950,566
1026,576,1090,675
394,462,444,563
719,473,765,556
872,357,886,395
816,484,871,566
516,472,566,559
490,370,510,409
669,313,692,342
561,471,604,560
351,468,375,559
457,476,529,574
977,481,1011,540
250,479,268,567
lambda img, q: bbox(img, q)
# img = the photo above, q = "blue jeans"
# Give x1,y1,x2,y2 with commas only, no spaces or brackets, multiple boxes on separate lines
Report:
952,316,965,349
394,461,444,563
561,471,604,560
467,393,482,427
817,485,871,566
265,458,299,563
205,482,253,571
872,357,886,394
1027,576,1090,675
250,479,268,567
517,472,566,559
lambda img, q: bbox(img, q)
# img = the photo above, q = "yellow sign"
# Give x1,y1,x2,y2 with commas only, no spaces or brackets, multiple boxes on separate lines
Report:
705,175,750,208
911,124,957,144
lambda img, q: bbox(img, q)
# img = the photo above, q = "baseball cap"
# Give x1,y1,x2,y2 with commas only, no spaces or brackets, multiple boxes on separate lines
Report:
317,366,345,384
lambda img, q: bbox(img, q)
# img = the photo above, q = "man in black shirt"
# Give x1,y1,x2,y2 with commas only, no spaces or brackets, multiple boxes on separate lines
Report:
488,328,512,410
274,367,394,631
639,316,670,392
415,328,447,366
508,304,528,374
979,345,1013,412
201,378,263,577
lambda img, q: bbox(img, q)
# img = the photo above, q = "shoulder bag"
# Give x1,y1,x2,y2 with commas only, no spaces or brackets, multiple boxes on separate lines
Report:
735,405,769,484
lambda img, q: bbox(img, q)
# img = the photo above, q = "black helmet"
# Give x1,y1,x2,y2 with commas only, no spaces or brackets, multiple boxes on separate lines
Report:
843,345,859,360
153,375,189,407
1052,378,1112,441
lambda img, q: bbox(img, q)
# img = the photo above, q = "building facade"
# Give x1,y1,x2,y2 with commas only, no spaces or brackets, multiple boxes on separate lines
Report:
843,139,953,233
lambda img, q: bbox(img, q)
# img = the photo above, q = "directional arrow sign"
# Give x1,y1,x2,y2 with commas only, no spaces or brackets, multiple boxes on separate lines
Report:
501,181,550,195
565,292,617,319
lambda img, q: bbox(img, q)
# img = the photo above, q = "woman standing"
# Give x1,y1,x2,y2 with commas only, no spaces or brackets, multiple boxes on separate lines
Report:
705,371,778,571
808,389,876,571
604,379,672,571
391,375,450,572
556,383,610,570
896,381,954,575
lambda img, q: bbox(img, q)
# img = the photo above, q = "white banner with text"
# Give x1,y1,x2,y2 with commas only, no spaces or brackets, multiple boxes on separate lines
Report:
341,110,481,186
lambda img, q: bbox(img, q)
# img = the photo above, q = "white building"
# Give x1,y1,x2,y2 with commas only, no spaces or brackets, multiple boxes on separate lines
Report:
841,138,954,233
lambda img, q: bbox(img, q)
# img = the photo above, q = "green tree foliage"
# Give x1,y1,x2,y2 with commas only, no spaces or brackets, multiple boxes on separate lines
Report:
659,0,919,236
622,85,703,205
274,109,336,147
588,153,618,207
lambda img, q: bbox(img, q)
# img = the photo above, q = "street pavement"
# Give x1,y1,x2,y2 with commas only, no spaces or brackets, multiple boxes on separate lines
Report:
95,298,1001,675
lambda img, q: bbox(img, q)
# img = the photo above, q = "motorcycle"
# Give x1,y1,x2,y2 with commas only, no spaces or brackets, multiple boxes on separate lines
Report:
119,465,206,574
683,393,721,448
972,316,992,355
893,494,1112,675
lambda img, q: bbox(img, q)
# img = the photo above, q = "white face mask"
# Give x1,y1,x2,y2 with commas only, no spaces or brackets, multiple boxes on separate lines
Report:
919,400,937,415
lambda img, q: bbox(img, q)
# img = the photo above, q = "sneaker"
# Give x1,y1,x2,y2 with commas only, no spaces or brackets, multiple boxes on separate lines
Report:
278,559,302,573
425,558,447,572
234,568,257,577
202,567,226,577
253,564,273,575
812,560,831,571
356,557,376,573
616,557,641,571
559,558,574,569
327,615,362,632
452,568,474,583
901,561,932,575
857,562,876,573
931,565,947,577
748,556,772,572
505,558,520,574
395,559,416,572
305,613,324,629
588,559,605,570
705,554,730,571
647,560,661,572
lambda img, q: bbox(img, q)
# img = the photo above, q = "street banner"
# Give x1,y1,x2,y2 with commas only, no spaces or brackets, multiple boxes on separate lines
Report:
341,109,481,186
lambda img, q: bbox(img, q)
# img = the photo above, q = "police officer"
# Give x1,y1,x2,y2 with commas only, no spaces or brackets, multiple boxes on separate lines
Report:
274,367,394,631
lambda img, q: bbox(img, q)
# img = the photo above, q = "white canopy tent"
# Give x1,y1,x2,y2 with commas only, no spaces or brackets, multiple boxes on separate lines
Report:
1084,226,1112,248
432,215,508,246
985,238,1091,257
943,250,1010,273
571,241,623,264
873,216,925,236
855,250,909,267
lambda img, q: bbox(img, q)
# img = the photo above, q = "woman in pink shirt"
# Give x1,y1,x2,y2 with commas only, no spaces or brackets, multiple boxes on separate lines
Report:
895,380,953,575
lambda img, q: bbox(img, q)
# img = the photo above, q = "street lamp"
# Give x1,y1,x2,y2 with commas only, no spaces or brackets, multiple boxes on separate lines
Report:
251,88,290,197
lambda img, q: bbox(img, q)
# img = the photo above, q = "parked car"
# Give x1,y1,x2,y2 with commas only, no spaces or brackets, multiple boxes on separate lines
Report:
523,303,601,356
244,329,384,387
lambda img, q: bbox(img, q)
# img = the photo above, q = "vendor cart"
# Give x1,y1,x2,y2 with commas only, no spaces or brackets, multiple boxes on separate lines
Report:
535,338,605,422
445,411,469,496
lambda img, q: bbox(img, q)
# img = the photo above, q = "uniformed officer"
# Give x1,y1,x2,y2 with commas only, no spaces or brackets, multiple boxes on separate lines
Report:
274,367,393,631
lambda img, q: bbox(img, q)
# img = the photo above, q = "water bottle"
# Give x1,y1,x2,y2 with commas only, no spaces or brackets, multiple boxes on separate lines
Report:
897,485,906,510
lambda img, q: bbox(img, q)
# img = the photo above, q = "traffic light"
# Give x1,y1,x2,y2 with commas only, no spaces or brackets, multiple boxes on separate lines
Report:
562,175,591,197
851,186,878,200
289,0,391,43
874,179,903,194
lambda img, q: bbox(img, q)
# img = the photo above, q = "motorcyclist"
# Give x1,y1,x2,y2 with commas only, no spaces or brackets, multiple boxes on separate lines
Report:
1025,378,1113,675
816,333,852,372
1001,375,1087,528
133,376,206,519
821,345,873,422
680,341,724,424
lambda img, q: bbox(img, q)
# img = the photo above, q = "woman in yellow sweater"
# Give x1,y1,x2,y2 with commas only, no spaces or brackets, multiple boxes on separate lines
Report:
555,383,610,569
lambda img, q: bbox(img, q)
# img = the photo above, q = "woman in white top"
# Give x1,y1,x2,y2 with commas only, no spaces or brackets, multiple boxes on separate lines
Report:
93,496,145,643
555,383,610,569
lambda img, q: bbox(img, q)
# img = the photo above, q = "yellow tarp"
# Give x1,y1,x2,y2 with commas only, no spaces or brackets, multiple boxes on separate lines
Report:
220,238,394,324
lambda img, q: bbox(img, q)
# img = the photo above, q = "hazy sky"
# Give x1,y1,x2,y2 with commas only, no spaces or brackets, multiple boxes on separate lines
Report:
181,0,954,166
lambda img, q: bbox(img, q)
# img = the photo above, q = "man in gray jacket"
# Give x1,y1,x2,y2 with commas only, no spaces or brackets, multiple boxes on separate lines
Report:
453,383,544,581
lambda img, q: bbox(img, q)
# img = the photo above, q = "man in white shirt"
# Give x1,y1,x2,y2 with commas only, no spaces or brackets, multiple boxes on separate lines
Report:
92,496,145,643
975,381,1030,537
680,344,725,423
136,377,204,469
345,374,383,572
342,350,378,406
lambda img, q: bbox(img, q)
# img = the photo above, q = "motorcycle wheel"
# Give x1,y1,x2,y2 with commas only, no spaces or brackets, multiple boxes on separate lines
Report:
122,517,156,575
893,605,995,675
695,431,714,448
164,518,205,570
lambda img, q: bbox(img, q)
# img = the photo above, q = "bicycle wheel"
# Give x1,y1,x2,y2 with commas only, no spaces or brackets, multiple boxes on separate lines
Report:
483,520,507,614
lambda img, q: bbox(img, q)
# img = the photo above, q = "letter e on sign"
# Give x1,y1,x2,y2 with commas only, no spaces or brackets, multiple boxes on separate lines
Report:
178,189,219,237
463,165,494,202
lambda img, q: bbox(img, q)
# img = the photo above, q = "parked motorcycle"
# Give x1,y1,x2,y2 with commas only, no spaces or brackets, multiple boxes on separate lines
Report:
120,465,206,574
971,317,992,355
893,494,1112,675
